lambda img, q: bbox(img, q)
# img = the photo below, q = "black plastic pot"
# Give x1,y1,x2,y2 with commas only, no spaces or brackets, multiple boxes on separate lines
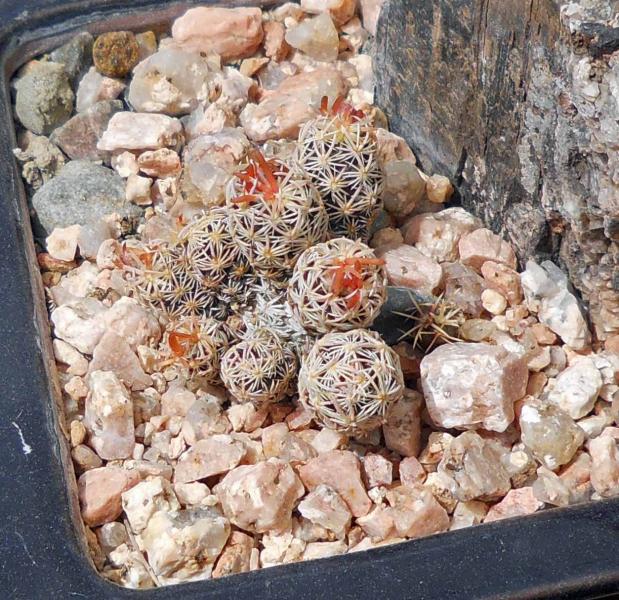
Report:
1,1,618,598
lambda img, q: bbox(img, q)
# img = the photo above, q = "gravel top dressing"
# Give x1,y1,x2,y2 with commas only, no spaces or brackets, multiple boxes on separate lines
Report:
8,0,619,591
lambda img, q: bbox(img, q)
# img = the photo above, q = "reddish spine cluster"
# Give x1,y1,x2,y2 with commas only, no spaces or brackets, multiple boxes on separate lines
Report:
320,95,366,124
232,149,287,205
331,257,385,308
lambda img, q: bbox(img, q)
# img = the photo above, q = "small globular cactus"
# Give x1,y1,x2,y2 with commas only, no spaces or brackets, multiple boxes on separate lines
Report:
179,207,240,292
161,315,235,383
122,241,213,319
288,238,387,335
226,149,329,284
395,291,465,351
295,96,384,241
298,328,404,434
220,328,297,406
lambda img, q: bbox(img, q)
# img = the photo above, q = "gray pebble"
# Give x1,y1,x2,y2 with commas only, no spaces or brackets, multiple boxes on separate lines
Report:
50,32,94,84
14,61,74,135
31,160,140,238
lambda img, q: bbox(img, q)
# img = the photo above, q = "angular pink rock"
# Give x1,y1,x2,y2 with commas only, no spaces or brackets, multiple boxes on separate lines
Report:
138,148,181,178
359,0,385,35
172,7,264,61
481,260,523,306
76,67,125,113
51,100,123,160
438,431,511,501
214,459,305,533
402,208,481,263
240,67,348,142
386,485,450,538
589,435,619,498
161,385,196,418
78,466,140,526
376,244,442,294
484,487,543,522
85,370,135,460
383,389,423,457
298,484,352,538
212,531,254,578
356,505,396,540
89,331,152,391
174,435,246,484
102,297,161,350
421,342,528,432
263,21,290,62
298,450,371,517
310,427,347,454
97,112,183,152
301,0,357,26
399,456,426,486
363,454,393,488
442,261,487,317
458,228,517,271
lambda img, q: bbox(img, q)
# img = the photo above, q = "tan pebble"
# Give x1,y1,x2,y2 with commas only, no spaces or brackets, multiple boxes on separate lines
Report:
125,174,152,206
369,226,403,251
72,444,103,471
481,288,507,315
65,375,88,400
459,228,517,272
530,322,558,345
70,420,87,447
526,371,548,397
399,456,426,486
135,31,157,61
481,260,523,306
426,174,454,204
240,57,270,77
527,346,551,372
263,21,290,61
37,252,76,273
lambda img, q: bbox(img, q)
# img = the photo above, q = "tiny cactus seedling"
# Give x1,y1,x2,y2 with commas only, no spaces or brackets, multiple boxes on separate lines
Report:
395,291,465,351
295,96,384,241
220,328,297,406
298,328,404,434
288,238,387,335
226,149,329,284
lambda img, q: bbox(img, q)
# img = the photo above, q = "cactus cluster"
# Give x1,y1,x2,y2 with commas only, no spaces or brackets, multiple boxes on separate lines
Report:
122,98,400,433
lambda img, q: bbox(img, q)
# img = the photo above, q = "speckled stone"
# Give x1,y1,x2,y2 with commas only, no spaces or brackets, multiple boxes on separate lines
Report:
30,160,141,237
93,31,139,78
